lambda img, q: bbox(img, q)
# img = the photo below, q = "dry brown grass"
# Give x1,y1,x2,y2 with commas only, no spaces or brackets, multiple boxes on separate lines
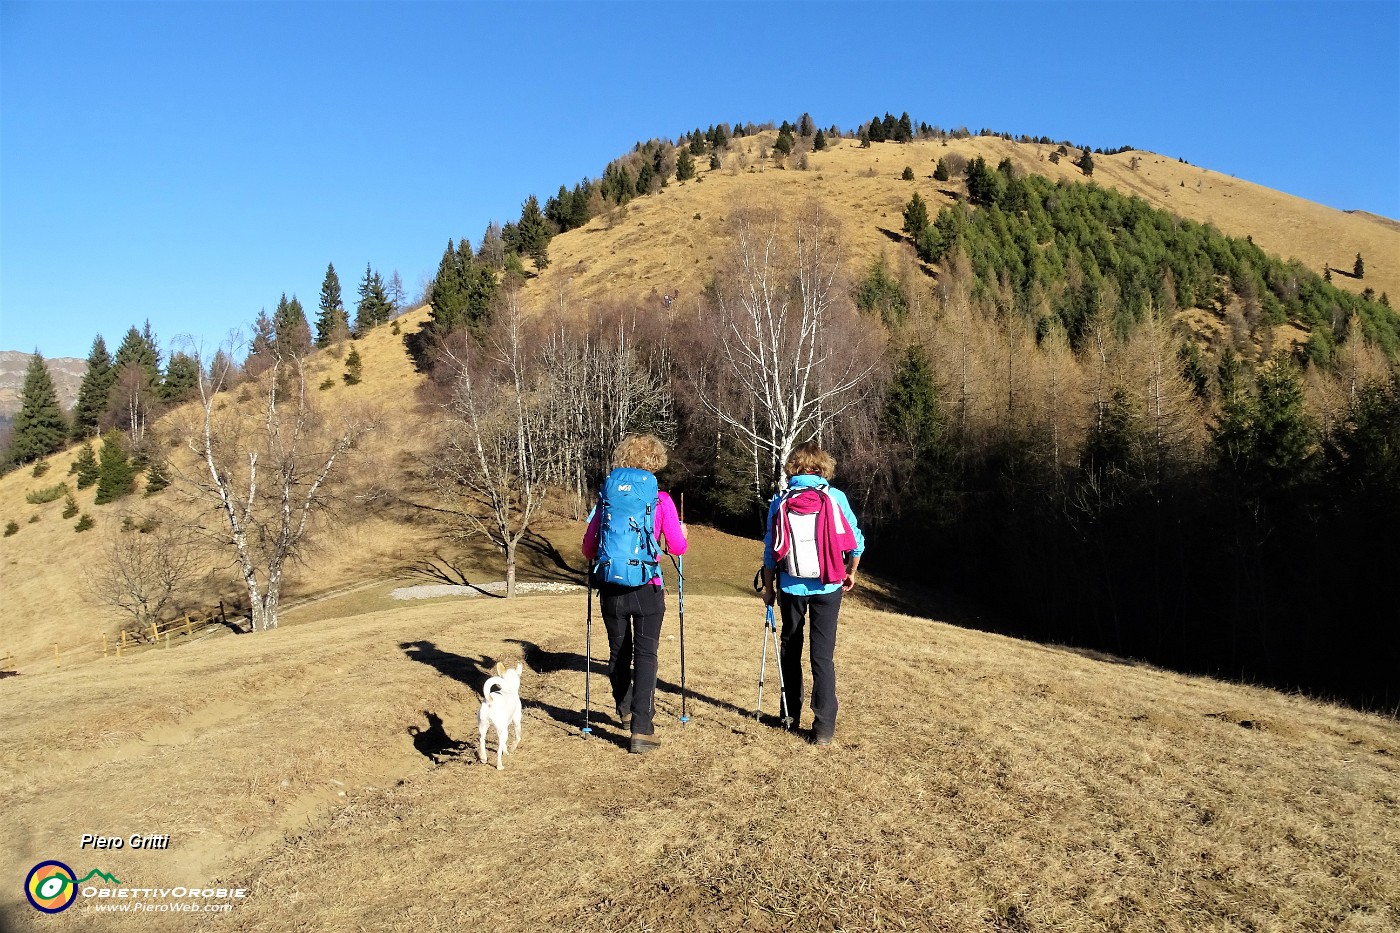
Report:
3,584,1396,931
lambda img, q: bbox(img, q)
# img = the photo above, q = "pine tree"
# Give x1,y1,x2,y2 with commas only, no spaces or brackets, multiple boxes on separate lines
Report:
355,264,392,333
798,113,814,137
428,239,467,332
902,192,930,240
867,115,885,143
709,152,721,170
273,293,312,358
94,430,135,504
73,442,99,489
1354,253,1365,279
676,147,696,181
71,335,115,440
316,263,348,347
813,128,826,151
113,324,160,386
478,221,505,268
897,112,914,142
902,166,915,181
965,156,1003,206
144,457,170,496
5,352,68,467
516,195,552,271
343,348,363,385
1076,149,1095,176
159,352,200,403
773,129,793,156
933,157,950,182
245,309,277,376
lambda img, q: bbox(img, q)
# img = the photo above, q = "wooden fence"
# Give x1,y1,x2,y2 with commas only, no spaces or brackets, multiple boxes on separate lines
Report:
16,602,240,672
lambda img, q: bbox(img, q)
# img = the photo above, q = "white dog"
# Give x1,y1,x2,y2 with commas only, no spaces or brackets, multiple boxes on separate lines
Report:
477,662,523,770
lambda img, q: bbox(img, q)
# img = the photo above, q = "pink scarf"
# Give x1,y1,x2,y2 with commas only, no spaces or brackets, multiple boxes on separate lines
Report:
773,487,856,585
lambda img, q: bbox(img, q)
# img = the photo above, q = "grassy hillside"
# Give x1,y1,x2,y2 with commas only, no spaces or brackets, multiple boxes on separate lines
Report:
524,133,1398,321
3,585,1397,930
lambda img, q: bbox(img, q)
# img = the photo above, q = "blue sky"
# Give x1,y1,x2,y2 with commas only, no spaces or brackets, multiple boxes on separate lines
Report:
2,0,1397,360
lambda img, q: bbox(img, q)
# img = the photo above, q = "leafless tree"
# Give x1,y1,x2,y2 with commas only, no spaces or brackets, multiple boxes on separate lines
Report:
431,292,554,596
696,200,881,499
87,510,202,631
182,345,378,631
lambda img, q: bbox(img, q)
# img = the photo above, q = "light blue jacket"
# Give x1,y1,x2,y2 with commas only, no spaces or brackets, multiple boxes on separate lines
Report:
762,474,865,596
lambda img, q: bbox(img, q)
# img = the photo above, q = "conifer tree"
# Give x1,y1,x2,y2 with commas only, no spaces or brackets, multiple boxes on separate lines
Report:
516,195,552,271
773,128,793,156
813,128,826,151
933,157,950,181
897,112,914,142
709,152,722,170
798,113,814,136
867,115,885,143
159,352,200,403
676,147,696,181
1076,149,1095,176
71,335,115,440
94,429,136,504
903,192,930,240
245,309,277,376
355,264,393,333
428,239,467,332
73,442,99,489
113,324,161,386
144,457,170,496
5,352,68,467
343,348,363,385
478,222,505,269
1354,253,1365,279
316,263,348,347
273,293,312,359
902,166,915,181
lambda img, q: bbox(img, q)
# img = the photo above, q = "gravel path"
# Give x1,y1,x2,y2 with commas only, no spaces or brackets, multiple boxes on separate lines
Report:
390,581,584,600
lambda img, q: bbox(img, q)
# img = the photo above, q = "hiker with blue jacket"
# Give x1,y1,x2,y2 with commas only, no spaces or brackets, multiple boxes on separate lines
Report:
582,434,687,755
761,441,864,746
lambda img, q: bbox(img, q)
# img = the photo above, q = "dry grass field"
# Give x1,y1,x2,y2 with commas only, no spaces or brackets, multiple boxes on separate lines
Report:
3,580,1397,931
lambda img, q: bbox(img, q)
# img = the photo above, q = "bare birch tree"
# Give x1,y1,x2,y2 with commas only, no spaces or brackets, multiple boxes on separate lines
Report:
184,348,378,631
698,200,880,497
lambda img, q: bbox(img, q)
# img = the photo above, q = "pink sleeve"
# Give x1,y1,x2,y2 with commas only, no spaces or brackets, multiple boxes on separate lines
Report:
582,509,600,561
655,491,687,556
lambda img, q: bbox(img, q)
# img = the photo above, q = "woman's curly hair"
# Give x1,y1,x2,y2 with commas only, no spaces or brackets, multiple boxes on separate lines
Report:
611,434,669,473
784,441,835,480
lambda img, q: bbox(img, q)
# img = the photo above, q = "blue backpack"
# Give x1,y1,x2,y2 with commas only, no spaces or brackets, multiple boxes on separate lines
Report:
591,467,660,587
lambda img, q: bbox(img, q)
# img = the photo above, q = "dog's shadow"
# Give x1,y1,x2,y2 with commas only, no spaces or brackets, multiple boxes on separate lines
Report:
407,710,469,764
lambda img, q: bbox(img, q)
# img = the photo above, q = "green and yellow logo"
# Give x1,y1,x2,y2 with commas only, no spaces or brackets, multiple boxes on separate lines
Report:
24,862,121,913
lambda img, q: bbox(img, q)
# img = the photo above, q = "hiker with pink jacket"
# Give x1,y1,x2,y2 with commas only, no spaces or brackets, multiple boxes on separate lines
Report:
760,441,865,746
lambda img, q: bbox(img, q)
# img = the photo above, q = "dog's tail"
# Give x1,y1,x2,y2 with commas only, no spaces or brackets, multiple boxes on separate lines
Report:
481,675,505,704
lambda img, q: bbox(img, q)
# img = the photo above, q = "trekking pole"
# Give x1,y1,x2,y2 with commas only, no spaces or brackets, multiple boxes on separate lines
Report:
582,576,593,739
755,604,791,728
671,553,689,724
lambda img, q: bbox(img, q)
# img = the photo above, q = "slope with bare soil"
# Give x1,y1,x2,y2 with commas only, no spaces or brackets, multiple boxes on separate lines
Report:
3,584,1396,931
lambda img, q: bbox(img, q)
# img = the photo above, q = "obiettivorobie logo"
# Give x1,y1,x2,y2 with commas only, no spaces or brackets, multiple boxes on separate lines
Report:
25,862,121,914
24,859,248,914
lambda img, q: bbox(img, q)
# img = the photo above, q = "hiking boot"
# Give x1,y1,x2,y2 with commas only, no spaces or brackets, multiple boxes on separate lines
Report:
616,705,632,730
629,732,661,755
811,721,835,746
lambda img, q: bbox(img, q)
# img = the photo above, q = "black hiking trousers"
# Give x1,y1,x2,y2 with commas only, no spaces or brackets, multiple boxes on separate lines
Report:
599,582,665,736
778,588,842,736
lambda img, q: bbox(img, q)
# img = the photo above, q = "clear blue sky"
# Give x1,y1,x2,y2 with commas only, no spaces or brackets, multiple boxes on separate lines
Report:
2,0,1397,360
